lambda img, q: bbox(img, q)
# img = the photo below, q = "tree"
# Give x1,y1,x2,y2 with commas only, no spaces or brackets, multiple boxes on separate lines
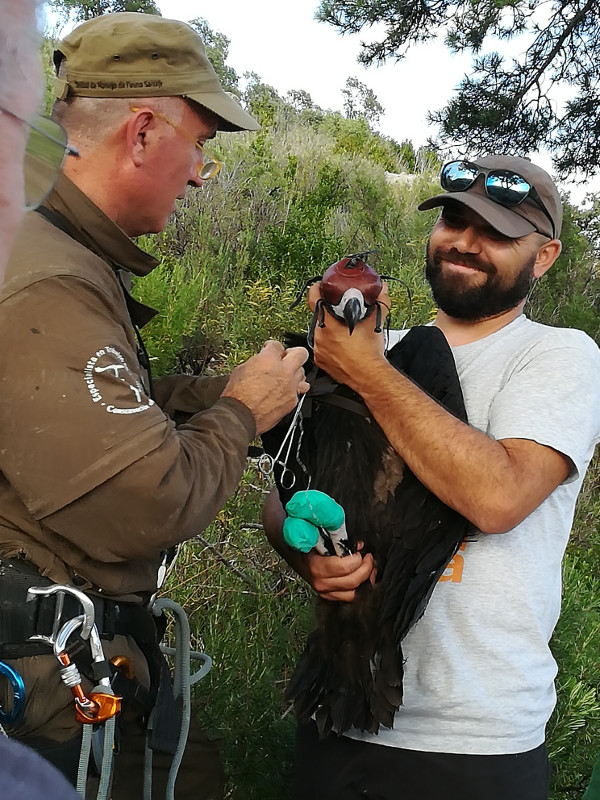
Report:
286,89,317,113
341,76,384,126
51,0,160,19
187,18,239,94
241,72,284,128
317,0,600,178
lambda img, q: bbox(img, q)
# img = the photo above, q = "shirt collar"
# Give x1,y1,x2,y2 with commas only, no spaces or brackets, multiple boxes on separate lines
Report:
45,173,159,277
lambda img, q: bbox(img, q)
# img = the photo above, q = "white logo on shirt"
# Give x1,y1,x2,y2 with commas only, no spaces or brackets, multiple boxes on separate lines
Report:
84,346,154,414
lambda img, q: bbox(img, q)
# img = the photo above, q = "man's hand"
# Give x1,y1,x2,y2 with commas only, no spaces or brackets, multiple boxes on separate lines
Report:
301,546,376,602
262,488,376,601
307,281,390,391
221,340,309,434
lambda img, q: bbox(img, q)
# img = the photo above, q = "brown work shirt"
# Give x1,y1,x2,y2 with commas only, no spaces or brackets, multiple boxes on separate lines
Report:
0,174,255,596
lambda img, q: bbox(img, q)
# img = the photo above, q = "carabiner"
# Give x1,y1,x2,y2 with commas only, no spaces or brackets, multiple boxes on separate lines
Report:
0,660,25,724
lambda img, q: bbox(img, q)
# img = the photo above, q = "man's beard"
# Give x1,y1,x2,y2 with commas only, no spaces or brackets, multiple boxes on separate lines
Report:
425,243,536,321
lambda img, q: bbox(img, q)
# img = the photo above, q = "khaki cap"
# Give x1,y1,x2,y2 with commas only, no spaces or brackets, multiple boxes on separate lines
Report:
53,12,259,132
419,155,562,239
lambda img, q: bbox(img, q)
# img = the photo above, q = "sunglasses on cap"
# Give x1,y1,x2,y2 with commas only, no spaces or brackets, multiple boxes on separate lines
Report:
0,107,80,210
440,160,556,239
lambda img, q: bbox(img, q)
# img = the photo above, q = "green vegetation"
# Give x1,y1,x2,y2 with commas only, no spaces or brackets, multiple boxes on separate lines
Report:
131,98,600,799
51,0,160,20
40,6,600,794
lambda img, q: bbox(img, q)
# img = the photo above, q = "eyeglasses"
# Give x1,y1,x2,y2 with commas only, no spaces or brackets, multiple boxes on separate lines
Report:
130,107,223,181
440,160,556,239
0,107,80,210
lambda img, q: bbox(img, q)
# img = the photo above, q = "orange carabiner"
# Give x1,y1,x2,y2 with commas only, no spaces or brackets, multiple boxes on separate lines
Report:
75,691,121,724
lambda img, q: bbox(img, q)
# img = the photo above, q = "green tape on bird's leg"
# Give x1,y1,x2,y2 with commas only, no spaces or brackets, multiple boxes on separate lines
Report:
283,516,319,553
285,490,345,531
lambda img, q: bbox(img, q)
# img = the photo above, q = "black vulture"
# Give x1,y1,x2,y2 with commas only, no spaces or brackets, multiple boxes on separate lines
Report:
261,255,471,738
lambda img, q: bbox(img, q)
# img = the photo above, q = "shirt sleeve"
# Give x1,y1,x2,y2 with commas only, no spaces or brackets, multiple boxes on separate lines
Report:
153,373,230,425
0,275,256,561
487,333,600,482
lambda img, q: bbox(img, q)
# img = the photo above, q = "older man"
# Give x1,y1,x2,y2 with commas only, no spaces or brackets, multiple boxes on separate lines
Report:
264,156,600,800
0,12,307,799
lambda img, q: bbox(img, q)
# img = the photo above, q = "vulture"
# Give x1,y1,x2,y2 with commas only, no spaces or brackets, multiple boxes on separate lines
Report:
261,253,472,738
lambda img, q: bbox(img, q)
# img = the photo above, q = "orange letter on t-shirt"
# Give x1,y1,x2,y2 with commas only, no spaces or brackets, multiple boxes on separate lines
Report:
439,541,467,583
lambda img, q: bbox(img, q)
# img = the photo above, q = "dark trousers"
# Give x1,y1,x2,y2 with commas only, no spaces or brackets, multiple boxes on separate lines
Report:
294,721,551,800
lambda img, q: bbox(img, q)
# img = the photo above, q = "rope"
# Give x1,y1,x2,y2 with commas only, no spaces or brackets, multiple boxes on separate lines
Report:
144,597,208,800
77,725,93,797
75,684,118,800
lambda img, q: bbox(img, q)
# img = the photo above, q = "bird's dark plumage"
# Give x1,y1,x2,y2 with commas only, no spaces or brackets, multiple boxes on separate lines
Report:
261,324,472,737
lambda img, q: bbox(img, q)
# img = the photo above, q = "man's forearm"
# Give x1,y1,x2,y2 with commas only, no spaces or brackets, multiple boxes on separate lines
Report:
153,374,229,423
262,488,309,577
350,358,569,532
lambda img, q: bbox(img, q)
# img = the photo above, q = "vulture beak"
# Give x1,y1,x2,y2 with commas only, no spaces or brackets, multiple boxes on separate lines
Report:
342,296,363,334
330,288,368,334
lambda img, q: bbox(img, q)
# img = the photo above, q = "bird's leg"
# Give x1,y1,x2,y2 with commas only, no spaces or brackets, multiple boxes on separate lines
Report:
288,276,323,310
374,302,383,333
307,300,326,349
317,521,352,557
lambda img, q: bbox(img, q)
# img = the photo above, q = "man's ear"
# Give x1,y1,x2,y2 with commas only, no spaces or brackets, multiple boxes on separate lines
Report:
125,107,155,167
533,238,562,279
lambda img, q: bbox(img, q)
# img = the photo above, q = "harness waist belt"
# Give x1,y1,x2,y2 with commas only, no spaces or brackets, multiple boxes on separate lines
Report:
0,557,156,657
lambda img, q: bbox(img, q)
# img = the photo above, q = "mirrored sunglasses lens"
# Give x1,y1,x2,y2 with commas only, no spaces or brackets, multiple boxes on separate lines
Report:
485,171,530,207
441,161,478,191
23,116,68,210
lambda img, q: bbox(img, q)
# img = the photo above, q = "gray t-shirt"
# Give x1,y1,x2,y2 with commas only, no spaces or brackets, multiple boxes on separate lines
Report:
350,314,600,754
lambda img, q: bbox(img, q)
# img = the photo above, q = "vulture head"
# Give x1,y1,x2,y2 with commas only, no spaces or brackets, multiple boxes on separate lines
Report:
291,250,399,346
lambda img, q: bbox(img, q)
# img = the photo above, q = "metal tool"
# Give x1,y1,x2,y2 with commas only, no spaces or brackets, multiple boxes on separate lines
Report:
27,584,96,643
0,661,25,724
53,615,120,724
258,393,307,489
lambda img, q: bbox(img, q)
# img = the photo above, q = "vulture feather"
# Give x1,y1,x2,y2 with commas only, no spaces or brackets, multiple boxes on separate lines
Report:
261,255,472,738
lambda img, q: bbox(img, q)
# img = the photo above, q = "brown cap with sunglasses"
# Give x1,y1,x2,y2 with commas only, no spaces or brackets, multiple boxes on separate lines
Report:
419,155,562,240
53,12,260,133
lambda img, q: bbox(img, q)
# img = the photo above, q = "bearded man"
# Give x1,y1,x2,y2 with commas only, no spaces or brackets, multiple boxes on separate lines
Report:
264,155,600,800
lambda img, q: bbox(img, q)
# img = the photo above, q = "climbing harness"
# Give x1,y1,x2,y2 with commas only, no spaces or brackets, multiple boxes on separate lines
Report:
0,572,212,800
24,585,120,800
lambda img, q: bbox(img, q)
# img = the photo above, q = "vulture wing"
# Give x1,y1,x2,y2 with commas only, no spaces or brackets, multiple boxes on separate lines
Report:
261,325,471,737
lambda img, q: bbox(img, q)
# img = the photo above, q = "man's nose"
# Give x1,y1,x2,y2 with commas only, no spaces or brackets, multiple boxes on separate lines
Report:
188,171,203,188
452,224,481,253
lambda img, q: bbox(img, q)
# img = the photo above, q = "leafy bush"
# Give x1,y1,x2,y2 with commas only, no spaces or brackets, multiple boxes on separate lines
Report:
129,102,600,799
